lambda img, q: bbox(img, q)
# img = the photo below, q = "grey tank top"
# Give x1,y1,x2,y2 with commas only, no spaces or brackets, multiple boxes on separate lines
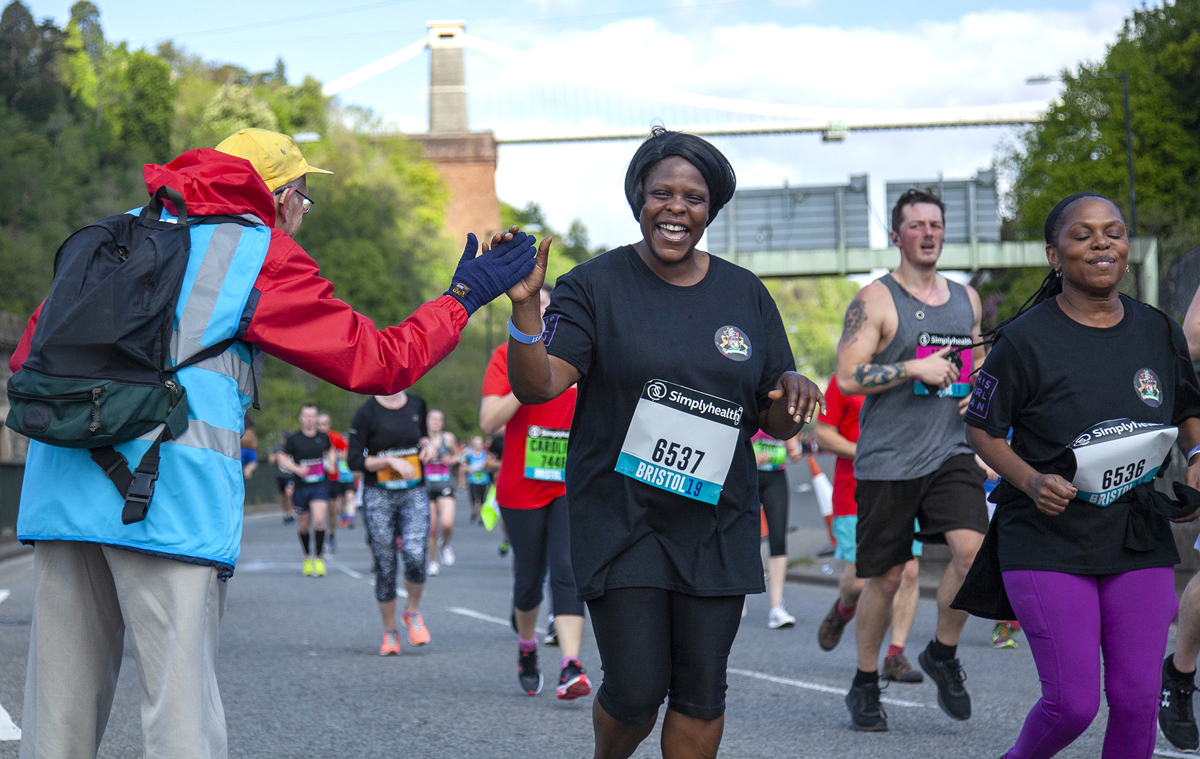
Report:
854,273,974,481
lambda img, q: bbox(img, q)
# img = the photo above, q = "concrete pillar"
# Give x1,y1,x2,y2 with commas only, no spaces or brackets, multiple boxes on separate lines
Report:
428,21,468,135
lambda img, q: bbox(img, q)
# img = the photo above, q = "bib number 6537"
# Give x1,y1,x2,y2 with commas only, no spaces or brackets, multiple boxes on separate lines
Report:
652,438,705,474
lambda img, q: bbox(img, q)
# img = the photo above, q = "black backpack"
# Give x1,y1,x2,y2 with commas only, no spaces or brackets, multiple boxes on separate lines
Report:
5,186,258,524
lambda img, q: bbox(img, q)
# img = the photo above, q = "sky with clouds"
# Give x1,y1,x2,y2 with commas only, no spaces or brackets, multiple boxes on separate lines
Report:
24,0,1135,250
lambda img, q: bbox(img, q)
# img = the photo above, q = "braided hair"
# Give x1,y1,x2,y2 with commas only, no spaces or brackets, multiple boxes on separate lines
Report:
981,192,1119,342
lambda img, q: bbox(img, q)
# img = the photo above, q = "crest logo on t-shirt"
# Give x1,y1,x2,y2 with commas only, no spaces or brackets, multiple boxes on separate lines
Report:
714,325,751,361
1134,368,1162,407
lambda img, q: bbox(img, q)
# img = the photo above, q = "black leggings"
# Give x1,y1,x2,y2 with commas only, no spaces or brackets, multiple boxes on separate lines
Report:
587,588,744,726
499,497,583,616
758,469,789,556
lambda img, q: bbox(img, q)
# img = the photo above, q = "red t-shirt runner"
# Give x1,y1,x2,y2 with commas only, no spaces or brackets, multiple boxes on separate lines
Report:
325,430,348,479
816,377,863,518
482,343,576,510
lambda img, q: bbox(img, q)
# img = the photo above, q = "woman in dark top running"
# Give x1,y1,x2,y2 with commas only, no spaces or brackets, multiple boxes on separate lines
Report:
348,391,433,655
504,128,823,759
965,193,1200,759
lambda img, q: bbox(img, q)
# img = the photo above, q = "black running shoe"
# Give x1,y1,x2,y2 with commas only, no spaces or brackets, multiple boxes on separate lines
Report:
518,648,542,695
1160,655,1200,752
918,644,971,721
845,680,887,731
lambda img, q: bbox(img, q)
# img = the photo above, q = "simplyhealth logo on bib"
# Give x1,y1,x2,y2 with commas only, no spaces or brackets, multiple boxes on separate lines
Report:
1070,419,1177,506
616,380,743,504
913,332,974,398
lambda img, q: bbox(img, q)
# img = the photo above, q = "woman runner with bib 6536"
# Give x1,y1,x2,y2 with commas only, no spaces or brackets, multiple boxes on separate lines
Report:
963,193,1200,759
505,127,823,759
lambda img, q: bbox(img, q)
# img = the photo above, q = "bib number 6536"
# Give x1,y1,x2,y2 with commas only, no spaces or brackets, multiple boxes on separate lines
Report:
651,438,705,474
1103,459,1145,489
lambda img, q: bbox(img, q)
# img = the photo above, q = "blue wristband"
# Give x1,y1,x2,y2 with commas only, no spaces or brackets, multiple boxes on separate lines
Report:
508,316,544,345
1189,445,1200,463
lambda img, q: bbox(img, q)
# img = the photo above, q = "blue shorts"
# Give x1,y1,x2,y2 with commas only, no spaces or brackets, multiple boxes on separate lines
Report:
292,482,331,513
833,515,922,564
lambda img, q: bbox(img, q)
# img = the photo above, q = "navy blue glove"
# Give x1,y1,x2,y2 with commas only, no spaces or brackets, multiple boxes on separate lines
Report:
444,232,537,316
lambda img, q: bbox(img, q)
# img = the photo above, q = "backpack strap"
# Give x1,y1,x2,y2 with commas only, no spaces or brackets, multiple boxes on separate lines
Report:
90,425,173,525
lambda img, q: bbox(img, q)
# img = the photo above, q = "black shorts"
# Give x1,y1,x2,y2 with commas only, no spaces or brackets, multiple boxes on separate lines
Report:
427,482,454,500
276,475,294,495
292,482,331,513
588,588,743,725
854,453,988,578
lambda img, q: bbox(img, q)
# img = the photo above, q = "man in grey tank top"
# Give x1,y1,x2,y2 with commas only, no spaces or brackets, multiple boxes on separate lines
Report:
834,188,990,732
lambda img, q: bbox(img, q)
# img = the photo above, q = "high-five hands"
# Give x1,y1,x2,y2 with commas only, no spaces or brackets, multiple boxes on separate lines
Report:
444,228,538,316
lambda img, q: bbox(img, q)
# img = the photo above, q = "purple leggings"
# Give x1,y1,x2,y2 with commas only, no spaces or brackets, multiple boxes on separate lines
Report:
1001,567,1178,759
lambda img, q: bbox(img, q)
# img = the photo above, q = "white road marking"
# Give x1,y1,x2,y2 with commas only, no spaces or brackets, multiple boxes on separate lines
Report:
726,668,929,709
0,590,10,607
1155,749,1196,758
446,606,546,634
0,701,20,740
325,557,362,579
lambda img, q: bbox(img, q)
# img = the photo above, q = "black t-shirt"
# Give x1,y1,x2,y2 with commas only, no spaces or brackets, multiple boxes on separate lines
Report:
964,296,1200,574
348,395,428,487
284,431,331,486
544,245,796,600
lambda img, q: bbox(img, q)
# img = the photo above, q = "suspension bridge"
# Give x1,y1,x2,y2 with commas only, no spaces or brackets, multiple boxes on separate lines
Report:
317,21,1158,302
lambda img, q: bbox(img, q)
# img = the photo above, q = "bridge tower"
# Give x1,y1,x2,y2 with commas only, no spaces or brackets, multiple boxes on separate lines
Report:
408,21,501,248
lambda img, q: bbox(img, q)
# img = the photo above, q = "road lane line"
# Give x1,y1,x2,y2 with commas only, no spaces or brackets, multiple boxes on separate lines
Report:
0,701,20,740
0,590,10,607
325,557,362,579
446,606,546,634
1156,749,1195,758
726,668,928,709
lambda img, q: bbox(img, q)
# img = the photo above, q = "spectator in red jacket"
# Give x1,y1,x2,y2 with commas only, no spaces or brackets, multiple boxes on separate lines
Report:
11,128,536,758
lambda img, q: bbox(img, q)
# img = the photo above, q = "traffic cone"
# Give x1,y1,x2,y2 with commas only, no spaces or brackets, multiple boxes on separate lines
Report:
807,454,836,547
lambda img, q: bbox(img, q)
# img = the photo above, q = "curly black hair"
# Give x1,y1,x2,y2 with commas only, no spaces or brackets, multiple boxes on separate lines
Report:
624,126,736,228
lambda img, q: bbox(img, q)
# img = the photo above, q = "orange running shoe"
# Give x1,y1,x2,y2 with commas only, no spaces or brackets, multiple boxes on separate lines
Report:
403,611,430,646
379,629,401,656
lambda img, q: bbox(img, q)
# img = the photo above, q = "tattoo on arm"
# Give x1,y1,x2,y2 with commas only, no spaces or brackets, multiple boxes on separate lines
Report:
839,299,867,347
855,362,907,388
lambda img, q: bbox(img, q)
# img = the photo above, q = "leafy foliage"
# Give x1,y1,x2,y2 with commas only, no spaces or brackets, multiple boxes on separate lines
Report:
1003,0,1200,306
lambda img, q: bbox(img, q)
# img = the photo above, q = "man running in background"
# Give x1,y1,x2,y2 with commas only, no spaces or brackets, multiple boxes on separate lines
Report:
280,405,336,576
836,188,988,731
815,376,924,684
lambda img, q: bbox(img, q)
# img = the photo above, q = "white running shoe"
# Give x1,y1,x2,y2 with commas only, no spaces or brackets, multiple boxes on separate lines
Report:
428,561,440,577
767,604,796,629
441,545,456,566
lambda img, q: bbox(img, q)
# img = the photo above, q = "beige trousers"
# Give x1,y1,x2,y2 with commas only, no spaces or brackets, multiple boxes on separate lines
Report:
20,541,227,759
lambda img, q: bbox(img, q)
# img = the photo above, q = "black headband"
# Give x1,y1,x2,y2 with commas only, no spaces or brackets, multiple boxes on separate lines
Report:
1044,192,1108,244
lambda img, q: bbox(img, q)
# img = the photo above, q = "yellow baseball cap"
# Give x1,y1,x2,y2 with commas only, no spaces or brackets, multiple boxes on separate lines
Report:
215,128,332,192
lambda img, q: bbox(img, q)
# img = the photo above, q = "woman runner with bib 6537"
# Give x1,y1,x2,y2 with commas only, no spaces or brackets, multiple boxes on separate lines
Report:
962,193,1200,759
505,127,823,759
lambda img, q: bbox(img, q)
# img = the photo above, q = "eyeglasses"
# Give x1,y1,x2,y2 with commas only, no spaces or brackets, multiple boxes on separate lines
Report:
275,186,314,215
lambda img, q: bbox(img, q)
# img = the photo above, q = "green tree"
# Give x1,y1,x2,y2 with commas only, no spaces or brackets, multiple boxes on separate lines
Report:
765,277,860,380
1005,0,1200,293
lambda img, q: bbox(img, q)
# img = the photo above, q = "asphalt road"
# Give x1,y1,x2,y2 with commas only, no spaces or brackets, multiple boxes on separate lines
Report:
0,483,1194,758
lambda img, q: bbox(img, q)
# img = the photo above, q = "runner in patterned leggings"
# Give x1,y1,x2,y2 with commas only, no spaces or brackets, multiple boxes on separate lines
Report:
349,390,433,655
